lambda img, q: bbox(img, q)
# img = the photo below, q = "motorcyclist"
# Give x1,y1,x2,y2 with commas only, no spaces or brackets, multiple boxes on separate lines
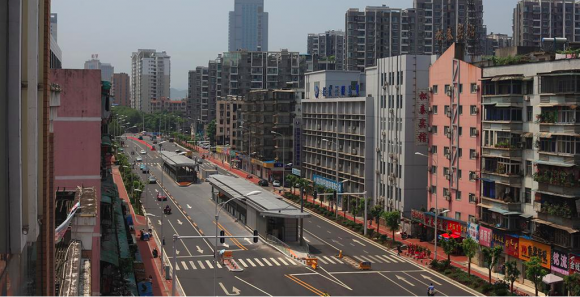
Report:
164,205,171,213
427,283,435,296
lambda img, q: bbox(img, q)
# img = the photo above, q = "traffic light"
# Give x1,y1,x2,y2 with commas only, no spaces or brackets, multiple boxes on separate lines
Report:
313,191,318,200
253,230,259,243
220,230,225,244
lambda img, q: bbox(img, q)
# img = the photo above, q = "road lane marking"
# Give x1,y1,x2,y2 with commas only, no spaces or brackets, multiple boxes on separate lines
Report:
189,261,197,269
277,258,289,265
197,260,206,269
303,237,310,243
175,264,180,270
262,258,272,266
359,255,374,263
385,255,401,263
316,257,328,264
270,258,280,266
167,220,193,256
366,255,383,263
322,256,336,264
238,259,248,267
378,272,417,296
285,275,325,296
404,273,448,296
254,258,264,267
216,262,222,269
234,276,273,297
246,259,256,267
353,255,365,262
376,255,392,263
180,261,189,270
205,260,214,269
287,258,298,265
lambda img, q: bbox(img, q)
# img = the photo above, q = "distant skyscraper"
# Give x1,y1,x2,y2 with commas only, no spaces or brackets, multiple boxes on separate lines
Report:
112,73,130,107
228,0,269,51
307,30,345,70
131,49,171,113
83,55,114,82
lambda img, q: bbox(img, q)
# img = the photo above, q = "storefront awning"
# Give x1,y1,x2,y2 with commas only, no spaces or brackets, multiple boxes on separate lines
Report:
520,213,533,219
533,218,580,233
489,207,509,215
535,160,576,168
491,75,525,82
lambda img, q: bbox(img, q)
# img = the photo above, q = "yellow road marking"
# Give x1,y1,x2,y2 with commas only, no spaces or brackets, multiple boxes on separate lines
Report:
285,274,325,296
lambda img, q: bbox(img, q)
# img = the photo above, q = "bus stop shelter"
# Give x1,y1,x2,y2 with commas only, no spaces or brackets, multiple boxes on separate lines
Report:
207,175,310,244
160,151,198,185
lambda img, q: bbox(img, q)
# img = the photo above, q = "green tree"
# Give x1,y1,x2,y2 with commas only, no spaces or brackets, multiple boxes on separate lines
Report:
206,119,216,145
440,237,458,264
462,237,478,276
286,175,297,194
370,205,384,235
525,256,547,296
504,260,520,294
482,246,503,283
564,272,580,296
382,211,400,243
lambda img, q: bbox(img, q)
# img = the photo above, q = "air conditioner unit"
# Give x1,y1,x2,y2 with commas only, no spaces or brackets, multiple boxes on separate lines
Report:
376,147,381,152
473,106,480,114
427,147,432,153
446,111,451,118
317,125,321,130
352,149,358,155
381,131,387,136
444,195,451,201
524,95,531,101
473,129,480,136
395,85,400,90
389,108,394,115
474,85,480,91
376,170,381,174
339,145,344,150
389,153,395,159
428,87,433,92
444,153,451,160
470,172,478,180
446,132,451,138
428,107,433,113
388,175,395,182
470,150,479,159
445,173,451,180
446,90,452,97
427,166,432,172
427,126,432,132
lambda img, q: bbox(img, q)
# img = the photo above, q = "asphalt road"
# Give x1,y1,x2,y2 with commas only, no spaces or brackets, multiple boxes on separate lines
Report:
120,135,480,296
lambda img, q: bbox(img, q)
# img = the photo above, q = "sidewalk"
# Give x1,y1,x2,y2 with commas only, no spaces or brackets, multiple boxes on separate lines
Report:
112,167,173,296
183,142,541,296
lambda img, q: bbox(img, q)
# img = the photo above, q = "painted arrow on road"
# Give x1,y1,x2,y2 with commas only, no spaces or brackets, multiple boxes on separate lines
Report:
219,282,240,296
352,239,366,246
158,220,162,226
396,275,415,287
196,246,203,254
177,219,183,225
222,243,230,248
243,238,252,244
187,204,192,209
421,274,442,286
176,250,180,255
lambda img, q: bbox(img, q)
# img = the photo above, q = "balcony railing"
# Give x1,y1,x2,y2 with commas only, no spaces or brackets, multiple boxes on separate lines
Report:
533,170,579,187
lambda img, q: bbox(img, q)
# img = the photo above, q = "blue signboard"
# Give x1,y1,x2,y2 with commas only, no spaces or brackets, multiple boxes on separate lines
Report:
315,84,361,99
313,174,343,193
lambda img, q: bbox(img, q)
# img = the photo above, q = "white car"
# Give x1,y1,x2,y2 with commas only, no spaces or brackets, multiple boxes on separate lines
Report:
140,150,146,155
136,156,143,162
272,180,281,187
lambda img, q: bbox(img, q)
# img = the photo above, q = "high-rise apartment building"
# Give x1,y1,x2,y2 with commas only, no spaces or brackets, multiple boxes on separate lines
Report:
150,97,187,114
84,55,114,82
426,44,482,242
513,0,580,47
216,96,241,148
1,1,55,295
365,55,434,222
112,73,130,107
130,49,171,113
307,30,346,70
229,0,269,52
484,33,513,56
50,13,62,69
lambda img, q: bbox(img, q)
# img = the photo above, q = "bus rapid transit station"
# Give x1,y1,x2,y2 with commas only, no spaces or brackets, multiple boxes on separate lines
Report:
160,151,198,186
207,175,310,244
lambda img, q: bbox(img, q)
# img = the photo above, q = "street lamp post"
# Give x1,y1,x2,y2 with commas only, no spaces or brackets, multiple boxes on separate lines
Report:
322,139,340,218
415,151,441,260
271,131,286,187
134,188,143,210
213,191,261,296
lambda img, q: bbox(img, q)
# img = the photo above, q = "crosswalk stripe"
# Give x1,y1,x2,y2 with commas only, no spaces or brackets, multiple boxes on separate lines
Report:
322,256,337,264
375,255,391,263
317,257,328,264
287,258,298,265
205,260,214,269
216,262,222,268
181,261,189,270
262,258,272,266
366,255,383,263
379,255,395,263
246,259,257,267
270,258,281,266
385,255,400,263
353,256,365,262
278,258,289,265
334,257,344,264
254,258,265,267
238,259,248,267
359,255,373,262
175,263,180,270
189,261,197,269
197,260,205,269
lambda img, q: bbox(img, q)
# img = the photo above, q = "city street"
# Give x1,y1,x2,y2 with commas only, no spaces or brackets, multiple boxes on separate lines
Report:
119,135,480,296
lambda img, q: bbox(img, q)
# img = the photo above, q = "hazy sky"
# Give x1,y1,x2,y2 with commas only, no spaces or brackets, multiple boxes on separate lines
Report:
52,0,518,90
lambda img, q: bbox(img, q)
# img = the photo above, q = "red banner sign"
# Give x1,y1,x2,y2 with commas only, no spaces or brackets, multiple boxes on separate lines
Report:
505,235,519,258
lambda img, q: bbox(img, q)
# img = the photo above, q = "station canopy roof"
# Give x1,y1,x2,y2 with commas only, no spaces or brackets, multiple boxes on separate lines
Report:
161,151,197,168
208,175,310,219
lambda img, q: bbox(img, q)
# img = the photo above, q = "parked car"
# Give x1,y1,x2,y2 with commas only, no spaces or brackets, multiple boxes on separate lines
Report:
148,175,157,184
258,179,269,187
142,165,149,174
272,180,281,187
157,192,167,201
136,156,143,162
140,164,146,171
140,150,146,155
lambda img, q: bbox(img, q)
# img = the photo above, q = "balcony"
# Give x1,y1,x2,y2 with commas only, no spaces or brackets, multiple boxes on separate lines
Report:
483,133,524,159
533,167,580,196
532,217,580,249
482,159,522,186
537,108,580,135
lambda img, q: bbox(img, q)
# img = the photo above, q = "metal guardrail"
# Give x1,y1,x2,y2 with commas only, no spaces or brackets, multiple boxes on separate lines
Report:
266,235,310,257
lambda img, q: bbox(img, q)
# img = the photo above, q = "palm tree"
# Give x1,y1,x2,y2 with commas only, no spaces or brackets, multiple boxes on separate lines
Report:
286,175,297,194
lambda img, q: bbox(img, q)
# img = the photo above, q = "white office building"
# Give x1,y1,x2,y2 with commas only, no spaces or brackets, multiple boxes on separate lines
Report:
130,49,171,113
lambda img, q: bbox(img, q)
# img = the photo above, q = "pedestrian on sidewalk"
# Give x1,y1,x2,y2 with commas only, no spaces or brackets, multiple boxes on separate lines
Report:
148,275,153,284
152,248,158,258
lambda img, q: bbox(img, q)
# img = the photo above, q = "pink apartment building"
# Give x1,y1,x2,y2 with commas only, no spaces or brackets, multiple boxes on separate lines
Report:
427,44,482,238
51,69,104,295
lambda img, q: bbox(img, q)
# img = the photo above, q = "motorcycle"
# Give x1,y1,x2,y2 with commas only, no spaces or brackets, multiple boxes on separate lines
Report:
164,208,172,215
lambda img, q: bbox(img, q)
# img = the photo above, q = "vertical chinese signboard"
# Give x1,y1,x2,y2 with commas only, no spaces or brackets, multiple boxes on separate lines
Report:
479,226,492,247
570,254,580,275
492,230,506,249
467,223,479,243
519,237,551,269
415,90,429,146
551,249,569,276
505,235,519,258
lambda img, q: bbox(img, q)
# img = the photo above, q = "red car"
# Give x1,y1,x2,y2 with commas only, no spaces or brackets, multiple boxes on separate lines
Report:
157,192,167,201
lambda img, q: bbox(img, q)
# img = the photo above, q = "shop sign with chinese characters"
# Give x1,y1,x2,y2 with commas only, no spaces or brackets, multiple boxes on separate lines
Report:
551,249,569,275
505,235,519,258
519,237,551,269
570,254,580,275
447,221,462,236
411,210,425,222
415,90,429,146
479,226,492,247
492,230,506,249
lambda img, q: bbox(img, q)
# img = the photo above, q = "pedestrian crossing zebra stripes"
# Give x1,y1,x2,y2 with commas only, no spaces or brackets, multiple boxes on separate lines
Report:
173,254,401,270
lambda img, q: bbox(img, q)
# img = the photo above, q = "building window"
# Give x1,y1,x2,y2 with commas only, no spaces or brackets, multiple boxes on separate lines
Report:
458,148,463,157
433,85,438,94
455,212,462,221
527,106,533,122
444,105,450,115
526,160,532,177
456,191,462,201
459,105,463,115
458,169,462,179
469,171,476,181
470,105,478,115
471,83,478,93
526,137,533,150
431,145,438,154
470,127,478,137
432,126,438,134
431,165,437,174
525,188,532,204
431,186,437,194
470,149,477,159
459,84,463,93
458,127,463,136
445,85,451,94
432,105,438,114
469,193,476,203
443,188,450,196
